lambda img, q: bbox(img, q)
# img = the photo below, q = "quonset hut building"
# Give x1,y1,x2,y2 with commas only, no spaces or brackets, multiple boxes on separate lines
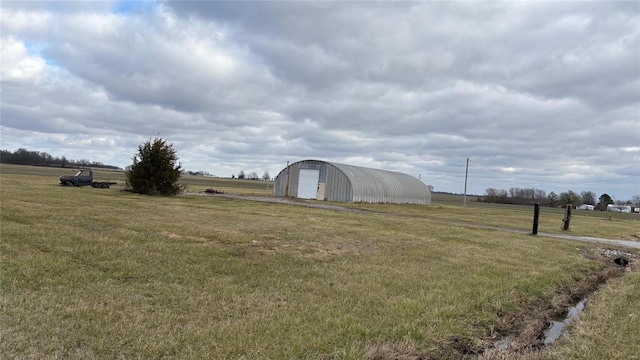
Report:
272,159,431,205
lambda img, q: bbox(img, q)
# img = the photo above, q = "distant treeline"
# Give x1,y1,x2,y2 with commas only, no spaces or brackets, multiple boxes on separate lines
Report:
483,187,548,205
0,148,121,170
480,187,633,209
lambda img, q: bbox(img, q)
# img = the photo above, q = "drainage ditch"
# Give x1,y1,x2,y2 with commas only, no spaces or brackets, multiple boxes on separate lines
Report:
364,248,636,360
428,247,637,360
482,247,636,359
543,298,587,345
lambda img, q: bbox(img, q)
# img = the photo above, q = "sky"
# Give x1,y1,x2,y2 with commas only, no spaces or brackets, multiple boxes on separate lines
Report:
1,1,639,200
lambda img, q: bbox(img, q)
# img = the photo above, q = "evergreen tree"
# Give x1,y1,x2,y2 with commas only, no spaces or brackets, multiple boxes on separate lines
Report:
559,190,581,207
126,138,182,195
596,193,614,211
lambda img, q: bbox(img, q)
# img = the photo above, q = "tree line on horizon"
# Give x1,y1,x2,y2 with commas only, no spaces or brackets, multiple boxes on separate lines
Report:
482,187,640,209
0,148,120,170
232,170,271,181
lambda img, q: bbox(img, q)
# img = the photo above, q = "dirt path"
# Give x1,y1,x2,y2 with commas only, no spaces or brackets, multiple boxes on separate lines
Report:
193,193,640,250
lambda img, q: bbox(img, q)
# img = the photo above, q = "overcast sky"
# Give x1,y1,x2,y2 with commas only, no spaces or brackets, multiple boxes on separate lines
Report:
1,1,639,200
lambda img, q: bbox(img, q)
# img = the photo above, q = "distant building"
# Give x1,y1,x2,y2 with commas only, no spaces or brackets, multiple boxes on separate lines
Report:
577,204,595,210
272,159,431,204
607,204,631,213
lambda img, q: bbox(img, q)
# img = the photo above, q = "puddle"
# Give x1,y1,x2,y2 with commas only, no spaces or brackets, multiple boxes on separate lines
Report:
543,299,587,345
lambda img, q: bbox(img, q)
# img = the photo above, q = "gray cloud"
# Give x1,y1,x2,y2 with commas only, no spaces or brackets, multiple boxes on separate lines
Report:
1,1,638,199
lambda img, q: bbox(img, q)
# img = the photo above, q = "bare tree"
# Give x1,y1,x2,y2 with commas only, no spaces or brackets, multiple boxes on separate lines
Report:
262,171,271,181
484,188,510,204
506,187,544,205
485,188,499,203
534,189,547,204
580,191,596,205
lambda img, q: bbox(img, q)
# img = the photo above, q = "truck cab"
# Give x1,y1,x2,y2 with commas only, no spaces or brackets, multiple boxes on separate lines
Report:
60,170,93,186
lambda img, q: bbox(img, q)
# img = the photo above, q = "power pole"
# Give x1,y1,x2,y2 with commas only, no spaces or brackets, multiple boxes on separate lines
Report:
463,158,469,207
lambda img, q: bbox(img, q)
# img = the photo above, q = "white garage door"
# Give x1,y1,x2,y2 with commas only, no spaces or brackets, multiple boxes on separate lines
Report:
297,169,320,199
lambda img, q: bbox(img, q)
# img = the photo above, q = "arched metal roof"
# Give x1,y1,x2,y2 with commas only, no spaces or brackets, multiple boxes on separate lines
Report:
330,161,431,204
272,159,431,204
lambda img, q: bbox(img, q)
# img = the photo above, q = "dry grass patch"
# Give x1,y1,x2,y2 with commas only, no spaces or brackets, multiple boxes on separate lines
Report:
342,201,640,241
364,340,431,360
2,168,639,359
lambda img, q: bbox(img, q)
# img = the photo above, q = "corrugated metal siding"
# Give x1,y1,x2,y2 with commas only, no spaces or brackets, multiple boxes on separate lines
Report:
331,162,430,204
273,160,329,198
273,160,431,204
324,164,351,202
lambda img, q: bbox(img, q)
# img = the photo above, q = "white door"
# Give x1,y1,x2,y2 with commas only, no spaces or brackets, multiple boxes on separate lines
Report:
297,169,320,199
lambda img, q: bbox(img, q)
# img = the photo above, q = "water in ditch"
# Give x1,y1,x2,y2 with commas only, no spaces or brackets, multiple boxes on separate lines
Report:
543,299,587,345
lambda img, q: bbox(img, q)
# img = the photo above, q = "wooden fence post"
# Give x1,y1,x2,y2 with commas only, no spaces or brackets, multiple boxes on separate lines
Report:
532,203,540,235
563,205,572,231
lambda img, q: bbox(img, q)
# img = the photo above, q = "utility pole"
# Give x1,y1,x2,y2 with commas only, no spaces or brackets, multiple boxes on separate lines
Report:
463,158,469,207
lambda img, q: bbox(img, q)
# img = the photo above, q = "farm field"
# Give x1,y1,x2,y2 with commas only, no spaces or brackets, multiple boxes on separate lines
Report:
0,164,275,195
345,194,640,241
1,164,639,359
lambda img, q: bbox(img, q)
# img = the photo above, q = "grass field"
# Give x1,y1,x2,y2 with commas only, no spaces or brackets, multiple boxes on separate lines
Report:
1,164,639,359
344,199,640,241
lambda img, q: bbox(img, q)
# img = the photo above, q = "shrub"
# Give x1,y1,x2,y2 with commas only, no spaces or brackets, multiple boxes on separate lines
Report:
126,138,182,195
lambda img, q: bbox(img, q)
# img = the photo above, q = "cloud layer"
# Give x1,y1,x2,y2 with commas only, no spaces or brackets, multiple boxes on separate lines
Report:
1,1,639,199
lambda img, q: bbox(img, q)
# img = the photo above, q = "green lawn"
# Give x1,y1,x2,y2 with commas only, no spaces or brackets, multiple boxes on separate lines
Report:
1,164,638,359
